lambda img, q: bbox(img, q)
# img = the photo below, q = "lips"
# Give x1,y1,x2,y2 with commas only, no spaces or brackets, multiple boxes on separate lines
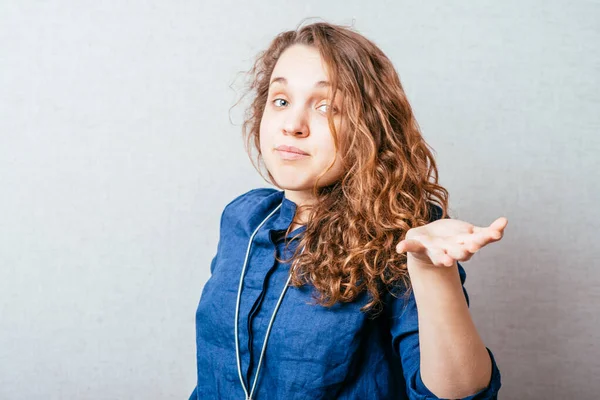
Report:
275,145,309,155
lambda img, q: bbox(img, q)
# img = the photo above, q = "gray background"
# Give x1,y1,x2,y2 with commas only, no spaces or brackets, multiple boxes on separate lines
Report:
1,1,598,399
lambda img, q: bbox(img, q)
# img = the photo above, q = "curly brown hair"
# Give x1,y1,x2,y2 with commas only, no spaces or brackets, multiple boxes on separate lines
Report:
236,20,449,317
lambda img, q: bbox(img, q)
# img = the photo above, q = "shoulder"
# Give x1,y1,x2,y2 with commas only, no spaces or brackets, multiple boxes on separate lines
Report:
222,187,279,214
219,187,280,225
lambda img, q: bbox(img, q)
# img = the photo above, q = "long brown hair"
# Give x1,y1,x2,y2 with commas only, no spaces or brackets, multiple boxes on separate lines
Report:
236,20,449,317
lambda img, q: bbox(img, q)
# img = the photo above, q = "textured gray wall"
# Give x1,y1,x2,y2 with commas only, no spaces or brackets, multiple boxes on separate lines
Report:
1,1,598,399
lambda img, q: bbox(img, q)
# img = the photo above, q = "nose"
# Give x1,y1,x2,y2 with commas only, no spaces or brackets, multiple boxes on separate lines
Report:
282,107,309,137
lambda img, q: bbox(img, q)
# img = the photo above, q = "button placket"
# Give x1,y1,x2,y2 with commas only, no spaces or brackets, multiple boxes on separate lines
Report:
245,251,278,388
238,226,279,391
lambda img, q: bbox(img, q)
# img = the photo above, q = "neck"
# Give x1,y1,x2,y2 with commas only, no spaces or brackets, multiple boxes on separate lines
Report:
284,189,314,228
283,189,314,208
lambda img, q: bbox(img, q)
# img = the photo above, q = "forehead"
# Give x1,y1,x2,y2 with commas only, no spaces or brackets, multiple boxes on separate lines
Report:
270,44,330,89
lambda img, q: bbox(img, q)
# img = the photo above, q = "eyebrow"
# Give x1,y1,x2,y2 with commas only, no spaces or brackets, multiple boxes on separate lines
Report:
269,76,331,89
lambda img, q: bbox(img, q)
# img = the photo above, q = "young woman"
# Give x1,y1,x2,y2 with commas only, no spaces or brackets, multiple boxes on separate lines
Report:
189,21,507,400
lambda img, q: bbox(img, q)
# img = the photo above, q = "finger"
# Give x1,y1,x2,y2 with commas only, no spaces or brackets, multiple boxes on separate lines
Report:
417,236,452,266
427,240,454,267
454,232,478,246
472,217,507,235
437,250,456,267
413,248,450,267
476,218,507,241
401,237,450,267
444,242,473,261
479,227,503,244
471,226,484,234
453,231,485,252
470,231,492,248
396,239,427,254
489,229,503,241
490,217,508,231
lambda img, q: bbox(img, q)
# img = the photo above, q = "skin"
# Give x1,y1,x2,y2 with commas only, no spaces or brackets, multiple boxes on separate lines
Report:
396,217,509,397
259,44,345,230
260,42,510,399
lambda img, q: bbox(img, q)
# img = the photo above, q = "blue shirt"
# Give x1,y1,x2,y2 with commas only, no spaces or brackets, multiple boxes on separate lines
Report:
189,188,501,399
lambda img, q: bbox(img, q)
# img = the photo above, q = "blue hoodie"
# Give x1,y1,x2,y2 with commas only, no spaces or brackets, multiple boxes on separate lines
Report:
189,188,501,399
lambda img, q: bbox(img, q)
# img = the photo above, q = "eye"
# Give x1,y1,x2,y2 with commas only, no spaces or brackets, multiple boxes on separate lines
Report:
273,98,288,107
317,103,338,114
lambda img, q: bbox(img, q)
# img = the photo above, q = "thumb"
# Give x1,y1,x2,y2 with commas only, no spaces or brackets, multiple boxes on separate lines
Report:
396,239,426,254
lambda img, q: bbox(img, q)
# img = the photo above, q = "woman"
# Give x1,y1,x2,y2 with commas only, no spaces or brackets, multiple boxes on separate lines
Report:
189,20,506,400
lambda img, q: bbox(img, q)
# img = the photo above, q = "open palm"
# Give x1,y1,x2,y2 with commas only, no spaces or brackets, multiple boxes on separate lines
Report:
395,217,508,268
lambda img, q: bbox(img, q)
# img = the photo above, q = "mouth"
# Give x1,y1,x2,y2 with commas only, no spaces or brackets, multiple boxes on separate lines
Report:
275,149,310,160
275,145,310,155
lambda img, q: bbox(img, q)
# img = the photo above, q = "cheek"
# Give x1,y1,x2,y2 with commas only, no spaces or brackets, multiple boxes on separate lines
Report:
259,110,276,134
313,141,339,170
259,117,270,151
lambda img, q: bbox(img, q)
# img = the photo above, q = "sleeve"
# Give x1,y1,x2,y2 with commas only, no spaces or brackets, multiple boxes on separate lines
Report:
387,262,502,399
209,204,227,275
190,190,258,397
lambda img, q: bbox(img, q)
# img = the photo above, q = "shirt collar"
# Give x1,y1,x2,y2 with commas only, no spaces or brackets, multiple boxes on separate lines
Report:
267,190,306,244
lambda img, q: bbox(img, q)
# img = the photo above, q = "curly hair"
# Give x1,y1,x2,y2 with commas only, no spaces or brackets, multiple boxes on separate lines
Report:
236,20,449,317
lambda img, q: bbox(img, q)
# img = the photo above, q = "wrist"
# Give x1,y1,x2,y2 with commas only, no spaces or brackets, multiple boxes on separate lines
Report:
406,251,457,272
407,254,460,287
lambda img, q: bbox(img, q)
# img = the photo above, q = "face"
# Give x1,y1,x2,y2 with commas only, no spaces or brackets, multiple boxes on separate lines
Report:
259,44,345,208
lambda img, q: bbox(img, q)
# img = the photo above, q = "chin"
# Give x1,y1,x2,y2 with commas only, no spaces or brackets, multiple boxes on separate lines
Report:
274,181,309,191
271,174,312,190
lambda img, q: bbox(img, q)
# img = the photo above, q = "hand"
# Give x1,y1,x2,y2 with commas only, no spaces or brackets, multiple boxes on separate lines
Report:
395,216,508,268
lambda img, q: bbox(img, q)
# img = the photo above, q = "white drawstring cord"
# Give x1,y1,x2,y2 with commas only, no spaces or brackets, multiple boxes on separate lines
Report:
234,203,281,400
233,201,305,400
